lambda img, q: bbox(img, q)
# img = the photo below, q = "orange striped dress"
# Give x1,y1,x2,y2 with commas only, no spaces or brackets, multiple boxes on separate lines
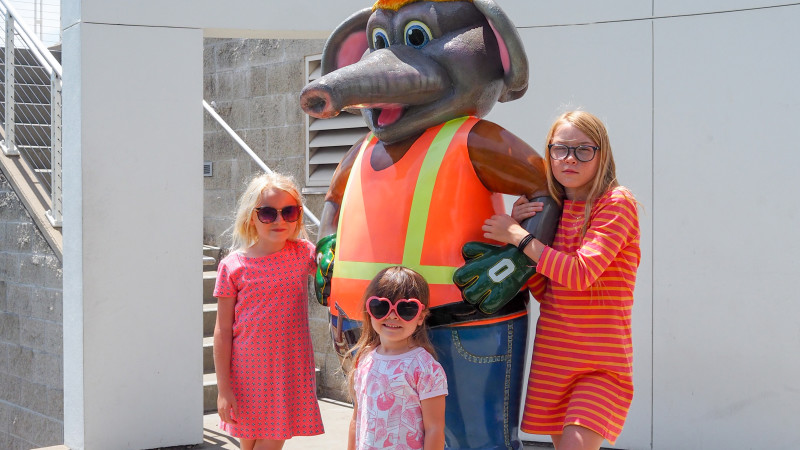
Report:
521,186,640,444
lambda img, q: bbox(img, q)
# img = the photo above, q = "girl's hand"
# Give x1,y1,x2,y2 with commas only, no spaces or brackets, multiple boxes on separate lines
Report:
217,389,238,424
482,214,528,247
511,196,544,223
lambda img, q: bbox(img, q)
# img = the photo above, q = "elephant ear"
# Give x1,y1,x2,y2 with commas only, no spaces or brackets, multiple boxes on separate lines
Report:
321,8,373,76
473,0,529,102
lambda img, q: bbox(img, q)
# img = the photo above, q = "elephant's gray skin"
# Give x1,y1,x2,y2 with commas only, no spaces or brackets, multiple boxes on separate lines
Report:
301,0,528,145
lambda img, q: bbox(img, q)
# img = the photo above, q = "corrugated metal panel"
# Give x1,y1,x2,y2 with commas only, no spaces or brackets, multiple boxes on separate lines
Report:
308,146,350,165
304,54,369,190
309,128,366,147
309,113,365,131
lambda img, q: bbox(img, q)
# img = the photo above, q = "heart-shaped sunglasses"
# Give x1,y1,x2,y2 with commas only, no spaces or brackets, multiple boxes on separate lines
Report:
366,296,425,322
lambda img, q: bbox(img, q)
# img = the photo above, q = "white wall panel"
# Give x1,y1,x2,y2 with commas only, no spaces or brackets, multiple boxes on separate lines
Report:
653,6,800,450
654,0,789,16
63,21,203,449
488,19,654,450
62,0,370,39
498,0,651,28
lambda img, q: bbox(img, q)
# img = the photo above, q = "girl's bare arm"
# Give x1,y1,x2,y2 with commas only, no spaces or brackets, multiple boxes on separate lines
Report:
347,400,358,450
421,395,446,449
213,297,237,424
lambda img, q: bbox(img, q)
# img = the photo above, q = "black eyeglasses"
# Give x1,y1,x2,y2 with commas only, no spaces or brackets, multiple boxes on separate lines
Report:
253,205,302,224
366,296,425,322
548,144,600,162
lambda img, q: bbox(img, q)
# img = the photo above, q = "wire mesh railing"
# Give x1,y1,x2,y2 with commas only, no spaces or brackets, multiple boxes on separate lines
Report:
0,0,62,227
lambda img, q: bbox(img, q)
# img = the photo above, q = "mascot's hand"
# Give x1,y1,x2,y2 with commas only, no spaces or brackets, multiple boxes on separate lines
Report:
453,241,536,314
315,234,336,306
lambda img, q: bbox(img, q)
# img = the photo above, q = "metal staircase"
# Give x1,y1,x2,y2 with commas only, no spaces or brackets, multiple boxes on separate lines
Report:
0,0,63,233
0,46,60,181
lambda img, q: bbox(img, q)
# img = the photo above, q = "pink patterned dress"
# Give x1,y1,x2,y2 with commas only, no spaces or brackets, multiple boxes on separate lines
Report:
213,239,324,439
352,346,448,449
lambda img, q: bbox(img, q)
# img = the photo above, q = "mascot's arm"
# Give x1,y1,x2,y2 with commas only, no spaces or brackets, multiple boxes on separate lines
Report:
467,120,548,198
466,119,561,244
314,137,365,305
453,120,561,314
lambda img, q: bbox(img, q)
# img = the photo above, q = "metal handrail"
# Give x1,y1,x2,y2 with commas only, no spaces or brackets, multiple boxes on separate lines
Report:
202,100,321,227
2,3,320,231
3,1,60,77
0,0,62,227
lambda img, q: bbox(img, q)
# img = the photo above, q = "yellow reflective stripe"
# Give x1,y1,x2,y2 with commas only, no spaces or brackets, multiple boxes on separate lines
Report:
403,116,468,266
333,261,455,285
335,117,470,284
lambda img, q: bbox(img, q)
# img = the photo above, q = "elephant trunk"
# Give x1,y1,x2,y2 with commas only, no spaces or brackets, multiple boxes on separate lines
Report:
300,49,449,119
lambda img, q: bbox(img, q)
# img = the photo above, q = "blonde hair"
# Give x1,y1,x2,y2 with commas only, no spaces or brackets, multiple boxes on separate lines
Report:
345,266,437,400
230,172,309,251
544,111,619,240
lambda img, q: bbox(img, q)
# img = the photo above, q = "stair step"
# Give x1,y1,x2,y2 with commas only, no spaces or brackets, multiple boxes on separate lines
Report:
203,373,219,413
17,146,51,170
203,245,221,271
203,336,215,373
0,64,51,85
4,123,51,147
0,83,51,103
203,303,218,337
0,101,51,124
204,270,217,304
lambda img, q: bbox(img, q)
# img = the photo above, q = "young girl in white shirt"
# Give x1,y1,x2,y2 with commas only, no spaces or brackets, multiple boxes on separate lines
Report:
346,266,448,450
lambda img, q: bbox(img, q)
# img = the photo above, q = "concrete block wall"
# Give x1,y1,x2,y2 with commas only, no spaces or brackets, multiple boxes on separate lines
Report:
0,172,64,450
203,37,350,402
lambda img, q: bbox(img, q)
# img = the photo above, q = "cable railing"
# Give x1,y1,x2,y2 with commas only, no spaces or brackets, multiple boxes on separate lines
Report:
202,100,321,227
0,0,62,227
1,0,318,232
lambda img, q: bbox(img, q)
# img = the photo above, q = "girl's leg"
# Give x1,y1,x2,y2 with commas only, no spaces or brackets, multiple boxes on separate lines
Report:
252,439,286,450
550,425,605,450
239,439,255,450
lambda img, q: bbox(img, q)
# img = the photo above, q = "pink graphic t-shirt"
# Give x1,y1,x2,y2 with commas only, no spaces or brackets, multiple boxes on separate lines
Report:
352,346,448,449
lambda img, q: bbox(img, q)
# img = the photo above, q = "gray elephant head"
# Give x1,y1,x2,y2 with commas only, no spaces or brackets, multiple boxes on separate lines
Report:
300,0,529,144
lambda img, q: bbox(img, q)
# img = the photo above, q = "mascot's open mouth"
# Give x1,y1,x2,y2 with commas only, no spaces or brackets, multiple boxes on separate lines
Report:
375,106,405,128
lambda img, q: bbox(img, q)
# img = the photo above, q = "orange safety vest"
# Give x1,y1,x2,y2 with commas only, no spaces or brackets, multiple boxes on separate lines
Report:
330,116,509,321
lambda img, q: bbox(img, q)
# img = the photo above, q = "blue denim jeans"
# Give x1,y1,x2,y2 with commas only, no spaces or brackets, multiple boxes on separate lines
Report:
430,315,529,450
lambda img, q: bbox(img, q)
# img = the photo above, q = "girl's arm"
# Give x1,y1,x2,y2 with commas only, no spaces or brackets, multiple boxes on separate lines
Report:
213,296,237,424
511,195,544,223
421,395,446,450
534,192,639,290
482,213,547,263
485,191,638,290
526,272,547,301
347,399,358,450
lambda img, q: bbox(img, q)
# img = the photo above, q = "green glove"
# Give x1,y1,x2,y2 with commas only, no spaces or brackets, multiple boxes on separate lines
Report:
453,241,536,314
314,234,336,306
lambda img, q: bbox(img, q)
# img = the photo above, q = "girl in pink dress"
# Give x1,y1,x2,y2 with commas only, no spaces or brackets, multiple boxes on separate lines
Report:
213,172,324,450
346,266,448,450
483,111,640,450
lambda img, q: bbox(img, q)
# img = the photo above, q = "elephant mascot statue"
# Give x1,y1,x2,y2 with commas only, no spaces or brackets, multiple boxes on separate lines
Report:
300,0,560,448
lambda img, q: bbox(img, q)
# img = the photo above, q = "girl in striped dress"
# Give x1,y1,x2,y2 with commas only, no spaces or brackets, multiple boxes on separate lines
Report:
482,111,640,449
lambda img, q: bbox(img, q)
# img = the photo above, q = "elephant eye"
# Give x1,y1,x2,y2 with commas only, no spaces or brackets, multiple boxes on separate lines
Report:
372,28,390,49
404,21,432,49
